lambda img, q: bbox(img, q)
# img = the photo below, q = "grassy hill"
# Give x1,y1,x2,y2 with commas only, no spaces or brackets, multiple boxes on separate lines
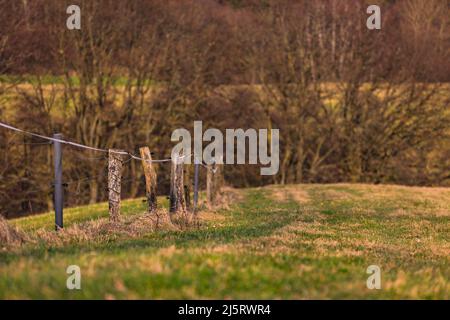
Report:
1,184,449,299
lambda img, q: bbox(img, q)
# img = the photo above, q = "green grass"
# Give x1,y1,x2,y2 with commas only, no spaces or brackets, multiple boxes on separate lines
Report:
1,184,449,299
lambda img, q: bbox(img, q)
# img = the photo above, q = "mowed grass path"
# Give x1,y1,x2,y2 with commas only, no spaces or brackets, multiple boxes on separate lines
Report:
1,184,449,299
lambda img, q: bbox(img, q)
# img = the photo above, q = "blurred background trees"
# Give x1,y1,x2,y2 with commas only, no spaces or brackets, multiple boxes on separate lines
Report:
0,0,449,218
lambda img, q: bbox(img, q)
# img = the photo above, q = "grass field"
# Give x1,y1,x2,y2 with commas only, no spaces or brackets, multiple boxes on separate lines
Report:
1,184,449,299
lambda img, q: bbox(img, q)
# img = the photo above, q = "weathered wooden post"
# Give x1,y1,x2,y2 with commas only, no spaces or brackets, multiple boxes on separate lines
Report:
184,163,192,211
207,162,223,207
53,133,63,230
184,185,191,211
139,147,157,213
216,163,224,193
108,149,124,222
193,161,200,214
206,163,214,206
169,153,186,215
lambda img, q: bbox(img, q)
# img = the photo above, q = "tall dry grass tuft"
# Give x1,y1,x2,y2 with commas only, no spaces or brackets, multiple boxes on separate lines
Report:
5,188,241,249
208,186,243,211
0,215,26,247
34,209,180,247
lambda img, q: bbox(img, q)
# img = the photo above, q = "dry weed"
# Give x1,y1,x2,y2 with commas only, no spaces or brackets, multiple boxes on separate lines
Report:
0,216,26,248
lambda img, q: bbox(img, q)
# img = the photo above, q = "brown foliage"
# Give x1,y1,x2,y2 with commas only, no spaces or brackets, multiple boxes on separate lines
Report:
0,0,449,218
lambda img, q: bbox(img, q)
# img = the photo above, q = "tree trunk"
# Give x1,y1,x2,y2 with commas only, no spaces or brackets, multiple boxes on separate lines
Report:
89,179,99,204
129,159,139,199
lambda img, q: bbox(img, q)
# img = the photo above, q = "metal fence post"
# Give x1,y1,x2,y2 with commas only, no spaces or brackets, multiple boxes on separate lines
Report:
53,133,63,230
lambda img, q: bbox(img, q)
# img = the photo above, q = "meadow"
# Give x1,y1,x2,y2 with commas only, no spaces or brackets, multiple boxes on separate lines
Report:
1,183,449,299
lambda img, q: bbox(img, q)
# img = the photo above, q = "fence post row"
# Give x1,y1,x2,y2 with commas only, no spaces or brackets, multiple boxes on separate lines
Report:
0,122,230,231
53,133,64,230
139,147,157,213
108,149,124,222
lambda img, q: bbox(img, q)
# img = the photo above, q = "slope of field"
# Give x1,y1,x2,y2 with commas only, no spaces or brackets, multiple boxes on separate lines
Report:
1,184,449,299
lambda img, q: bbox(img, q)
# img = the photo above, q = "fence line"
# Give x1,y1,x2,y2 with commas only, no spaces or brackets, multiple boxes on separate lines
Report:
0,121,177,163
0,120,223,229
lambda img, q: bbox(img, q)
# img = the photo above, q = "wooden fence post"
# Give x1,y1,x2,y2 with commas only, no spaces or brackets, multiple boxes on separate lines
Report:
184,163,192,211
216,163,224,193
207,162,223,207
169,153,186,215
206,163,214,206
193,161,200,214
108,149,124,222
184,185,191,211
139,147,157,213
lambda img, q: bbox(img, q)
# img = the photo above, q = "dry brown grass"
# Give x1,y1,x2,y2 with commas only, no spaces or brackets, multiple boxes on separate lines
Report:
208,186,244,210
309,183,450,217
22,188,241,248
33,209,177,247
325,183,449,202
266,185,310,204
190,187,241,228
198,210,227,223
0,216,26,248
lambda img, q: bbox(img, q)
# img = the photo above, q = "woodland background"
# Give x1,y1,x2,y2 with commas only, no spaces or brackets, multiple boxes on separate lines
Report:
0,0,449,218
